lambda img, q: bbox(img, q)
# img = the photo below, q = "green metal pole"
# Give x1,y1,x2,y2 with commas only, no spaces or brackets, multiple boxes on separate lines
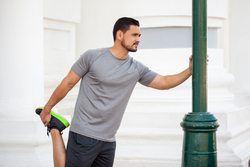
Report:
192,0,207,113
180,0,219,166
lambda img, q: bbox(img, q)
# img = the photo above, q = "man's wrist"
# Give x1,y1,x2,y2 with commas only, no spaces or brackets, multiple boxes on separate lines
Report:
43,105,52,114
187,67,192,76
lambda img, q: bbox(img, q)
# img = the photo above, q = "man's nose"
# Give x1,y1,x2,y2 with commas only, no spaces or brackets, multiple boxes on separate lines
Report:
136,37,140,43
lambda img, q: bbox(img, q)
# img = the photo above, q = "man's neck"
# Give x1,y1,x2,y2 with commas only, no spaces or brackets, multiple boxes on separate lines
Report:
109,45,129,60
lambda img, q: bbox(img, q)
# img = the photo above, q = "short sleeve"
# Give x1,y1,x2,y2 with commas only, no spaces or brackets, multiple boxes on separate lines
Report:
135,60,158,86
71,50,92,78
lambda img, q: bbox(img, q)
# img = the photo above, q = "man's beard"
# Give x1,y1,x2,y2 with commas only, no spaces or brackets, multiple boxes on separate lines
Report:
121,39,138,52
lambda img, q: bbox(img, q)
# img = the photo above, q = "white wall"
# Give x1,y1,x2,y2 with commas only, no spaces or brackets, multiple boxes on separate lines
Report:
1,0,250,166
229,0,250,107
76,0,122,57
43,0,81,116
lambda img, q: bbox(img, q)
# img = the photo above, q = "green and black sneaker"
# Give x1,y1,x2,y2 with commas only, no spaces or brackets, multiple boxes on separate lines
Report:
35,107,70,136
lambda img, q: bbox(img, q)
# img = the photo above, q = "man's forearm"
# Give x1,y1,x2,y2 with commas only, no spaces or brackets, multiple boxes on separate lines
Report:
43,69,81,114
164,67,192,89
149,56,193,90
40,69,80,126
43,78,74,113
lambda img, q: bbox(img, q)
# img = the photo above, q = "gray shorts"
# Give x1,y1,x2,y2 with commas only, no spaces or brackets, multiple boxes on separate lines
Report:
65,131,116,167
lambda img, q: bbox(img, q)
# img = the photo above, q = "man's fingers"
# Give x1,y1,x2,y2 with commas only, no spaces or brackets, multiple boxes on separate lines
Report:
43,120,47,126
41,118,47,126
40,113,50,127
189,55,209,62
42,118,49,126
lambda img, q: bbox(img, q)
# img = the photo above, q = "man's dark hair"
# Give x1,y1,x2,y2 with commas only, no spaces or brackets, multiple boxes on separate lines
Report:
113,17,140,41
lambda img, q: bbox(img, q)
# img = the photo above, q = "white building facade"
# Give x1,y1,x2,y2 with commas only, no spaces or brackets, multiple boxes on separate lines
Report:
0,0,250,166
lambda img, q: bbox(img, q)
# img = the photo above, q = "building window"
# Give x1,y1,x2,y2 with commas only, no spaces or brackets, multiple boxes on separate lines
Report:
139,27,218,49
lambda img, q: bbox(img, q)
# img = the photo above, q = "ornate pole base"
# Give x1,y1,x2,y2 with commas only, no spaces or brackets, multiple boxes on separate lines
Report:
180,112,219,167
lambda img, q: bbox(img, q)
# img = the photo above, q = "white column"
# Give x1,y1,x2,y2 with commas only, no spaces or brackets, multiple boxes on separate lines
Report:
0,1,53,166
0,0,44,118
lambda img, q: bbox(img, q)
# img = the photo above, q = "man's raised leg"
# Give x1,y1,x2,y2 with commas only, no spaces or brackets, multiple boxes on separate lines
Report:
35,107,70,167
51,129,66,167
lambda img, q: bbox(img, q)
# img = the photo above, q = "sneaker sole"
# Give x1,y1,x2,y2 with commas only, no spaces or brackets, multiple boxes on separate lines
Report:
35,107,70,128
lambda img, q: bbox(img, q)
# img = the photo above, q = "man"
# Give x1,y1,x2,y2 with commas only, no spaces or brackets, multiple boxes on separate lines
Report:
37,17,193,167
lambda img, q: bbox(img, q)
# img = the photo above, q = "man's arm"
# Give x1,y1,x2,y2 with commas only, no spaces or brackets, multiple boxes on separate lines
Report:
40,69,81,126
148,56,192,90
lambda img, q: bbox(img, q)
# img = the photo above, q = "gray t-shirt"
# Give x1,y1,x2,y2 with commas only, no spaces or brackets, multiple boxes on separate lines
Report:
70,47,157,142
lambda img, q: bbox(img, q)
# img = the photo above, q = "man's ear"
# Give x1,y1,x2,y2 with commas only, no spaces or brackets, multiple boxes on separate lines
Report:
116,30,123,41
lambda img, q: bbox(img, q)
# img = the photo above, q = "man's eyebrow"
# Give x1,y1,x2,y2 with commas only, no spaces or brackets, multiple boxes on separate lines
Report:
133,33,141,37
